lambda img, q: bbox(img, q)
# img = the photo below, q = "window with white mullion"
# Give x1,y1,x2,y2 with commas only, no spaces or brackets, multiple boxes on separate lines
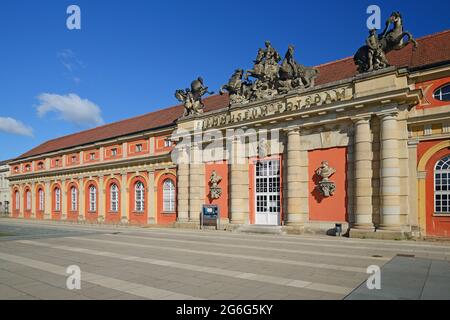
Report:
89,186,97,212
435,155,450,214
163,180,175,212
38,189,44,211
135,182,145,212
71,187,78,211
55,188,61,211
110,184,119,212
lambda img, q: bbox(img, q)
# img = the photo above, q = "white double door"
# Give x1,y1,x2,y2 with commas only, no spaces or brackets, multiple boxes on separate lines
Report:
255,159,281,226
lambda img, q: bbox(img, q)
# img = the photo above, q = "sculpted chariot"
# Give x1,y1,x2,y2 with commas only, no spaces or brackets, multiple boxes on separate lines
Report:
220,41,319,105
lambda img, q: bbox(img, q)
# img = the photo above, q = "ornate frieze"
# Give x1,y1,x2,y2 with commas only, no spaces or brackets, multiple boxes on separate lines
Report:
202,87,352,130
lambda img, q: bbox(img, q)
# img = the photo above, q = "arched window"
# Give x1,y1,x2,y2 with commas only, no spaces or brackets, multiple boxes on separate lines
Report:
433,84,450,102
26,190,31,210
71,187,78,211
54,188,61,211
38,189,44,211
435,155,450,214
163,179,175,212
135,181,145,212
110,184,119,212
15,191,19,210
89,186,97,212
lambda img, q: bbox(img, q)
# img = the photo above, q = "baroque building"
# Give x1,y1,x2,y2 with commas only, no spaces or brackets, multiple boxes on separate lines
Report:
6,23,450,238
0,160,11,215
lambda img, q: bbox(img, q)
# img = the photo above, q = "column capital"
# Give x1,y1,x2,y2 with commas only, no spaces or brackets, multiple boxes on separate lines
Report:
284,126,301,134
408,138,420,148
376,110,399,119
350,115,372,124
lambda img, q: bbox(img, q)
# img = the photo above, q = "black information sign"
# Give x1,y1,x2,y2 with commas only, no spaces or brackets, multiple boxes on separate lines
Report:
201,205,220,230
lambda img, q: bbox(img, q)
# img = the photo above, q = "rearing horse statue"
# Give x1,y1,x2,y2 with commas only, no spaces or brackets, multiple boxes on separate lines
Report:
354,11,418,73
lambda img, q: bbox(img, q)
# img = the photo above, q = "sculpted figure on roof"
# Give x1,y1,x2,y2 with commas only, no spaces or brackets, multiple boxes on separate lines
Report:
221,41,319,105
175,77,213,117
354,11,418,73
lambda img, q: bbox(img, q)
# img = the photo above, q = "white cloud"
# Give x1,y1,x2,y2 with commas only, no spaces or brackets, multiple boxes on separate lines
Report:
36,93,104,127
0,117,33,137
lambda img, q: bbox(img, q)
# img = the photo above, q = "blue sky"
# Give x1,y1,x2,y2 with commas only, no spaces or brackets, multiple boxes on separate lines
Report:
0,0,449,160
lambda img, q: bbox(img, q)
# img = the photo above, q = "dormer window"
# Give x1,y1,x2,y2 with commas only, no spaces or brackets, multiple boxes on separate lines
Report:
433,84,450,102
136,144,143,153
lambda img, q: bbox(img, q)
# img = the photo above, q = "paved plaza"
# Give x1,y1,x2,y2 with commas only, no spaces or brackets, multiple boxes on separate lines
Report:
0,218,449,300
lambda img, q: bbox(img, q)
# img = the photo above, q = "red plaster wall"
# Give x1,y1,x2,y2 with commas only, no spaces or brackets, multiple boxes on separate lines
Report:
105,177,122,224
84,179,99,223
35,185,44,220
415,76,450,110
128,174,148,225
66,182,79,222
204,162,229,220
420,141,450,237
23,186,31,219
156,171,177,225
308,148,348,222
51,183,62,220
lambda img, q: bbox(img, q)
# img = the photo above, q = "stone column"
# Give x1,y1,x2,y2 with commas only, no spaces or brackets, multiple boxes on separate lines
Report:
31,182,36,219
177,163,190,223
230,139,249,224
148,170,156,224
408,139,419,231
61,179,67,220
78,178,85,222
352,116,375,230
98,175,105,223
120,173,128,223
44,181,51,219
379,112,403,230
286,127,308,225
189,144,204,223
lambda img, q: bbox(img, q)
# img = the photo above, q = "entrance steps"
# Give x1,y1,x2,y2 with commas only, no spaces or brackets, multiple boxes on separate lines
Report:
234,225,285,235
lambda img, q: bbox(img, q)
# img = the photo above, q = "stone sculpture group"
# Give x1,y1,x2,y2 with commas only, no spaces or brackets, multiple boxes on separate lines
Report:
175,11,417,118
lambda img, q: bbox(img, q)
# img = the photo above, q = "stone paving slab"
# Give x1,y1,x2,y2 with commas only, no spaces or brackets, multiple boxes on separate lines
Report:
345,256,450,300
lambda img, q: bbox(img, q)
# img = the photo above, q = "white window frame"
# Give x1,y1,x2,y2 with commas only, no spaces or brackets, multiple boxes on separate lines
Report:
136,144,143,153
433,84,450,102
55,188,61,211
135,181,145,212
15,191,19,210
111,148,118,157
90,153,96,161
38,189,44,211
71,187,78,211
163,179,175,212
26,190,31,210
110,184,119,212
434,155,450,214
89,186,97,212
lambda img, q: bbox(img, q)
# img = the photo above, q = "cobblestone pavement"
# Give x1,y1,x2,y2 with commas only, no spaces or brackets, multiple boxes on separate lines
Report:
0,218,449,300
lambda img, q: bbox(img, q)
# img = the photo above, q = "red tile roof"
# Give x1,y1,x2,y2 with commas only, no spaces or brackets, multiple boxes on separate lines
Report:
16,30,450,161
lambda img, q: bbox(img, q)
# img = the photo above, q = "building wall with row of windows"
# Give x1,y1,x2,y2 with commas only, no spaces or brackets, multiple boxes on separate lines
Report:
6,31,450,238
